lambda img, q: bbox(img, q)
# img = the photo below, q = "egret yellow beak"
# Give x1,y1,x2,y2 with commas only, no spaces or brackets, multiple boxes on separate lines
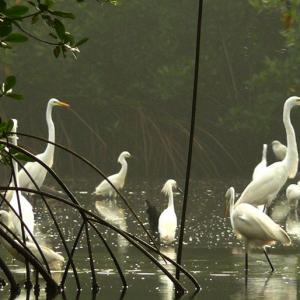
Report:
57,100,70,108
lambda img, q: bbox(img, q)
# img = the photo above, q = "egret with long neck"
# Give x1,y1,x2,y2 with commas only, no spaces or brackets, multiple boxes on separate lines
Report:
17,98,69,190
158,179,179,244
92,151,132,197
225,187,291,272
8,119,35,241
235,96,300,209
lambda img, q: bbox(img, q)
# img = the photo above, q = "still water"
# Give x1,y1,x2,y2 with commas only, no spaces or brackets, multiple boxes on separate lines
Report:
0,179,300,299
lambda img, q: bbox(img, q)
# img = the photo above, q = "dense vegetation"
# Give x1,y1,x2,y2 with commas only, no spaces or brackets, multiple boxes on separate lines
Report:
1,0,300,180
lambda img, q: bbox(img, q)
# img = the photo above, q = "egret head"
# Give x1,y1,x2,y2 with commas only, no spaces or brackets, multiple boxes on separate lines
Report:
48,98,70,108
161,179,178,196
225,187,234,217
118,151,131,163
271,140,282,147
285,96,300,107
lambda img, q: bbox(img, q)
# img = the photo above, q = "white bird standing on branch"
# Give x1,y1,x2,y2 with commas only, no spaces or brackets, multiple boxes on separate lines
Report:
158,179,181,244
8,119,35,241
235,96,300,209
92,151,132,197
252,144,268,180
17,98,70,191
225,187,291,272
272,140,287,161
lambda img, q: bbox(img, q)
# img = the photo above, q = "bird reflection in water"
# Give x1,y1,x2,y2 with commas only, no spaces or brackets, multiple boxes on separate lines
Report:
95,199,129,249
158,246,176,300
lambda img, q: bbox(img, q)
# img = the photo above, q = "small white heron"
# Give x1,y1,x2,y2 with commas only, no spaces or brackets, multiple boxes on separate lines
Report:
225,187,291,272
235,96,300,209
252,144,268,181
92,151,132,197
0,210,64,270
272,140,287,161
17,98,70,191
158,179,181,244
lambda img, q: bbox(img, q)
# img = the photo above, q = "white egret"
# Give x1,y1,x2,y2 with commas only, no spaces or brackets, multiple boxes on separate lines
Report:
17,98,70,191
225,187,291,271
92,151,132,197
252,144,268,180
158,179,179,244
0,210,64,270
9,119,34,241
285,183,300,236
235,96,300,209
272,140,287,161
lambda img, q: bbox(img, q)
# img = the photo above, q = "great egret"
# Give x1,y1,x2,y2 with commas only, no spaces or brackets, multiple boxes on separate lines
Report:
225,187,291,272
235,96,300,209
252,144,268,180
286,183,300,209
0,210,64,270
92,151,132,197
158,179,179,244
9,119,34,241
272,140,287,161
17,98,70,190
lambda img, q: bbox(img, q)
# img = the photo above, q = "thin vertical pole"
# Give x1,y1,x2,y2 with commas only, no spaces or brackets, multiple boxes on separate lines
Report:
176,0,204,282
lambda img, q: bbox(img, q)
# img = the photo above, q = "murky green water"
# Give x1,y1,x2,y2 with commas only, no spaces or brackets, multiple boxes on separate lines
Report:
0,179,299,299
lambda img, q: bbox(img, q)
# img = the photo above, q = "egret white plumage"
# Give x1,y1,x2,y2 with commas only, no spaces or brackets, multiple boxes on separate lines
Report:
17,98,70,191
225,187,291,271
158,179,179,244
252,144,268,180
92,151,131,197
286,183,300,209
0,210,64,270
8,119,34,241
235,96,300,209
285,185,300,236
272,140,287,161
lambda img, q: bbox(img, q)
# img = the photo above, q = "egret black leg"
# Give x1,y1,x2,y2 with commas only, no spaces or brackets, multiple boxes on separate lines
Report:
245,250,248,272
263,249,274,272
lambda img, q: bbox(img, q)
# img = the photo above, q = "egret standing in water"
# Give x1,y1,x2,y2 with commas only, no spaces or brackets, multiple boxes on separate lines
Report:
92,151,132,197
9,119,35,241
272,140,287,161
252,144,268,180
235,96,300,209
158,179,181,244
0,210,64,270
225,187,291,272
17,98,70,191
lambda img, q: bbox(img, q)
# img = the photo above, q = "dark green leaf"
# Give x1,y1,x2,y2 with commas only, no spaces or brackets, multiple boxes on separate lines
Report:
13,152,34,162
38,4,48,11
75,37,89,47
49,32,57,39
4,76,16,91
64,32,74,45
4,33,28,43
53,18,65,40
6,93,23,100
0,0,6,12
0,20,12,37
5,5,29,17
50,10,75,19
53,45,60,57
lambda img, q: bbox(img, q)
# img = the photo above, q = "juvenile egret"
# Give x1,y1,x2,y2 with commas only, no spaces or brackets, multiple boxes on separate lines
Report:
17,98,70,190
9,119,34,241
225,187,291,272
0,210,64,270
272,140,287,161
158,179,179,244
92,151,132,197
235,96,300,209
252,144,268,180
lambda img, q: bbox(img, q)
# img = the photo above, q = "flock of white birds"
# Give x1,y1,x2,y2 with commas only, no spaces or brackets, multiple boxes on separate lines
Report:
1,96,299,275
225,96,300,272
